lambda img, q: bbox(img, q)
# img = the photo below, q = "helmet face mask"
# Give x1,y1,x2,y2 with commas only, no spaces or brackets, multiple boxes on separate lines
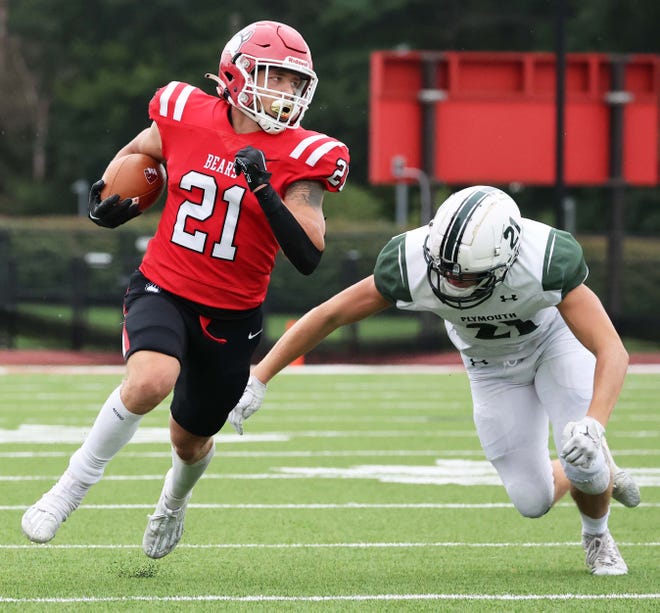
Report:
424,186,522,309
208,21,318,133
238,61,316,131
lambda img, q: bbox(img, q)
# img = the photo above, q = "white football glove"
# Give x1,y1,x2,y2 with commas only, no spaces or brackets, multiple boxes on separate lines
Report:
560,416,605,469
227,376,267,435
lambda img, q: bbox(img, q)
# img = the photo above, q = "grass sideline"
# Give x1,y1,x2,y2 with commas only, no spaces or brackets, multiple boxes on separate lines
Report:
0,370,658,611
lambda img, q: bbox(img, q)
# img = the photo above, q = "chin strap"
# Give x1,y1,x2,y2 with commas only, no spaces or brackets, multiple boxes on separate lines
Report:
204,72,223,95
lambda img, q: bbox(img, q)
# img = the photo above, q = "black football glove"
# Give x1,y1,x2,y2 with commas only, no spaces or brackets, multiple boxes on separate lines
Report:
234,146,272,192
88,180,142,229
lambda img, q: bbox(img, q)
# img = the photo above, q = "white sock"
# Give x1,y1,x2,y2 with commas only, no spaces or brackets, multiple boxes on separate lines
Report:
581,509,610,536
50,470,90,506
67,386,143,485
165,441,216,509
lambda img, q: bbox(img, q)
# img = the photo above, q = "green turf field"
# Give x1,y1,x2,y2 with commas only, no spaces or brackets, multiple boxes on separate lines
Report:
0,367,658,611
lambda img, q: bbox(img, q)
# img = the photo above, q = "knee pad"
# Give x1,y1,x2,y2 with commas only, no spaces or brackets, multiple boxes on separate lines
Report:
507,481,553,518
562,450,610,495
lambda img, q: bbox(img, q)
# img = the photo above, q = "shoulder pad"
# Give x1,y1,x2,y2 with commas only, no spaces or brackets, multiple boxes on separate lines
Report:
150,81,206,124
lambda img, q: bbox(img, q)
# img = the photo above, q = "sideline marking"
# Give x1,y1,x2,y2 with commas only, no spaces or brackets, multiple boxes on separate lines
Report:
1,363,659,375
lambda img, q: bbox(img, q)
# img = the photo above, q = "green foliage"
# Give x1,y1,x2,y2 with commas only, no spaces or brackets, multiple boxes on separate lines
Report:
2,0,658,226
325,183,390,223
3,179,54,216
571,0,660,52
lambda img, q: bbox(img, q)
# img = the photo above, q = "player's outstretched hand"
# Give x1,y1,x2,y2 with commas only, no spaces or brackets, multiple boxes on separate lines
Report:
228,375,267,435
234,146,272,192
88,180,141,229
560,416,605,468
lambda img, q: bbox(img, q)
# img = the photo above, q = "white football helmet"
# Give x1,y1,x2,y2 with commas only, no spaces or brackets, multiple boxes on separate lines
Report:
423,186,522,309
206,20,317,134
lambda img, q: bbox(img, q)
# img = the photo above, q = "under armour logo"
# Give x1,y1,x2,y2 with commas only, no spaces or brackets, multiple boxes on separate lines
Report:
469,358,489,367
500,294,518,302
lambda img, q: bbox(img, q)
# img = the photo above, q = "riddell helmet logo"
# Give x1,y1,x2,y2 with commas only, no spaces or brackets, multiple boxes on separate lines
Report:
284,56,310,70
144,167,160,184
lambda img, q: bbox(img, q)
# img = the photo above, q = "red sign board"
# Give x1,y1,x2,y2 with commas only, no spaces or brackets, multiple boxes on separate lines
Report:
369,51,659,186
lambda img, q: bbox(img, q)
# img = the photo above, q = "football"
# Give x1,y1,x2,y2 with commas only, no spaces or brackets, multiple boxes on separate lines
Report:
100,153,166,212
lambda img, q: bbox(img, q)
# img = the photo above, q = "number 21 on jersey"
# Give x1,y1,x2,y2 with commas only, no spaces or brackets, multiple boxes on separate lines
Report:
170,171,242,261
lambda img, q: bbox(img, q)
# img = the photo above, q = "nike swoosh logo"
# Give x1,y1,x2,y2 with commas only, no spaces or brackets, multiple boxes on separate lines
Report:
248,329,263,340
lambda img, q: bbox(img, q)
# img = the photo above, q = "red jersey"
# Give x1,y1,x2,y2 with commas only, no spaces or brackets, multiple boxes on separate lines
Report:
139,81,350,310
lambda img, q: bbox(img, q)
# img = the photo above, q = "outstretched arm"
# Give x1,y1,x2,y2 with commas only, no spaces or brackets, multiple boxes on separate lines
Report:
255,275,392,383
227,276,392,434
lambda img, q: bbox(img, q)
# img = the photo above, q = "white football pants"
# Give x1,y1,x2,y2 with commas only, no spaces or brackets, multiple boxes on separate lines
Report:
463,316,597,517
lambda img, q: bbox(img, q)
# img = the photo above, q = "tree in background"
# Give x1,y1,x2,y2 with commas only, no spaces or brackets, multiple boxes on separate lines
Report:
1,0,658,229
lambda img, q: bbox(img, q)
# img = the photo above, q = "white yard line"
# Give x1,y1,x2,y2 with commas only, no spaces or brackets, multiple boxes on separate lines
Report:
0,593,658,604
2,501,660,511
2,541,659,550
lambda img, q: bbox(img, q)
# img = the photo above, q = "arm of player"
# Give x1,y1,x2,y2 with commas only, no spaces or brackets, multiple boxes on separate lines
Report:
114,122,164,161
89,123,165,229
281,179,326,265
557,284,629,466
227,276,392,434
557,283,629,427
255,276,391,383
235,146,325,275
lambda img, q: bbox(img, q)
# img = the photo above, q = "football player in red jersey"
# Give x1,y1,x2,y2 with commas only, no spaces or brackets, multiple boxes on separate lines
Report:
22,20,350,558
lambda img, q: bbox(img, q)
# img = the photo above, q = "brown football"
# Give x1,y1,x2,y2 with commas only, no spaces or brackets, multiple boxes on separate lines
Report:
100,153,166,212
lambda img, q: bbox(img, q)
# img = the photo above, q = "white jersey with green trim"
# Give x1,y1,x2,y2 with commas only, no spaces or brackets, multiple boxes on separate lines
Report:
373,218,588,361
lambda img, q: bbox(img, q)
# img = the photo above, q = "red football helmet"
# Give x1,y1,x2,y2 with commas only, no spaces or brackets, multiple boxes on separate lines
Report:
206,21,318,133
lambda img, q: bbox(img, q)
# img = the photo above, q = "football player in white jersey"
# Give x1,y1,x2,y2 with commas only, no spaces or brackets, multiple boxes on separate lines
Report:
229,185,640,576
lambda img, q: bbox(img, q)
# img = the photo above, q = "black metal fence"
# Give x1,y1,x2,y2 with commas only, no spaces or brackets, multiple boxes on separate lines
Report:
1,226,659,356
